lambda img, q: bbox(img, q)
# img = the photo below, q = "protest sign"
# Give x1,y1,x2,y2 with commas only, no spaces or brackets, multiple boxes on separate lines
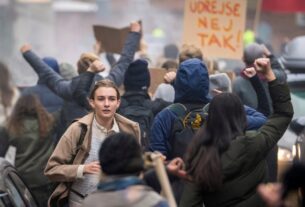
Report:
149,68,167,95
183,0,247,59
93,22,141,54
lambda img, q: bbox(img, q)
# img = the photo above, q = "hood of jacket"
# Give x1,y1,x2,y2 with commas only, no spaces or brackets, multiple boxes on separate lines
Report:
174,58,210,104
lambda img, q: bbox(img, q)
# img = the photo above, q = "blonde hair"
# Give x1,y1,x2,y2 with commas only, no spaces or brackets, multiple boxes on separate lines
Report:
89,79,120,100
179,45,203,63
77,52,99,74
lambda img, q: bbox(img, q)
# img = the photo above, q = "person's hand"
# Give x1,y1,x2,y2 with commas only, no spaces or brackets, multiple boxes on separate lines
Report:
84,161,101,174
164,71,176,84
254,58,275,81
166,157,188,179
87,60,105,73
243,67,257,78
20,43,32,53
130,21,141,33
93,41,103,55
257,183,283,207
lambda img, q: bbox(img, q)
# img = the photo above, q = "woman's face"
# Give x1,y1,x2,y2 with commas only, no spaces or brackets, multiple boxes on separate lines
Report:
89,87,120,122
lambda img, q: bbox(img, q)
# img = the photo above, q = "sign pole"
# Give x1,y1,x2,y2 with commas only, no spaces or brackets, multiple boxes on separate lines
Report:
253,0,263,35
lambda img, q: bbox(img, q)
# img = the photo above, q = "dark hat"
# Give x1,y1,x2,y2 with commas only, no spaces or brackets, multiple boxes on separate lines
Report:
42,57,60,74
164,44,179,59
243,43,264,66
59,62,77,80
99,132,144,175
124,59,150,91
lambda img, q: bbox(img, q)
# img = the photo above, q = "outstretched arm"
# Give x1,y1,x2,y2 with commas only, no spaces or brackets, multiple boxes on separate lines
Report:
20,44,73,100
106,22,141,86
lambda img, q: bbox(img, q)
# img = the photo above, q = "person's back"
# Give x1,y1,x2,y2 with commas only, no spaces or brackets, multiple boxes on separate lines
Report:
1,94,55,207
82,132,168,207
0,61,20,126
118,59,170,149
149,58,210,159
180,58,294,207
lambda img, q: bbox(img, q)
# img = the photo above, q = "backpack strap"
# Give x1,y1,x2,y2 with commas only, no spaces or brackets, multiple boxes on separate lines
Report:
167,103,187,119
69,120,87,164
202,103,209,113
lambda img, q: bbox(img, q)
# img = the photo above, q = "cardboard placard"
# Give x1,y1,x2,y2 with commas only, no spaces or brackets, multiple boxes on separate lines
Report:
93,21,141,54
183,0,247,59
148,68,168,95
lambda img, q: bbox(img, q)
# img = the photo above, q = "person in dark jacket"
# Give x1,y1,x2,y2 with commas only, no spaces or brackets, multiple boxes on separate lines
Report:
118,59,171,148
82,132,169,207
20,22,141,142
179,58,294,207
149,58,268,159
21,56,64,113
0,94,56,207
233,43,287,182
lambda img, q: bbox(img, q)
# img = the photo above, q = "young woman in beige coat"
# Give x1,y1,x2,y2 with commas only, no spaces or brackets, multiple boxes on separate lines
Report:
44,79,140,207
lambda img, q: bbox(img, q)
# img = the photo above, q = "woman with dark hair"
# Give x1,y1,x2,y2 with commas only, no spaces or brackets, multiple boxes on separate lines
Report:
0,61,20,125
179,58,294,207
1,94,56,207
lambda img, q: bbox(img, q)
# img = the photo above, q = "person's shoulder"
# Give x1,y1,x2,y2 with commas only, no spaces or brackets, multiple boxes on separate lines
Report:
115,113,139,128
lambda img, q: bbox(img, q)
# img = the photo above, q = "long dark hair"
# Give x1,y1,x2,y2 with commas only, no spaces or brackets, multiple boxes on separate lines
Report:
0,61,15,116
185,93,247,191
6,94,54,138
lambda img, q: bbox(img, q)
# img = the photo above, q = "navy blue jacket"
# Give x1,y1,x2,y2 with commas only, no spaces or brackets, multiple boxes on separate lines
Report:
149,59,267,158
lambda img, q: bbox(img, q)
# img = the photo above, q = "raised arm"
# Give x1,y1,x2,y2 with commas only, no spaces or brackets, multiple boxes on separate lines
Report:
20,44,73,100
262,44,287,84
243,67,271,117
252,58,293,157
106,21,141,86
73,60,105,110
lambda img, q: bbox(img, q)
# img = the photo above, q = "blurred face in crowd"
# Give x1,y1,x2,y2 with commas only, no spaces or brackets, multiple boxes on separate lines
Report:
89,86,120,123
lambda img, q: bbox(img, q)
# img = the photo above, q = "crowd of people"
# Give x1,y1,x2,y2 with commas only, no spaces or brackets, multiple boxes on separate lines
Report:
0,20,304,207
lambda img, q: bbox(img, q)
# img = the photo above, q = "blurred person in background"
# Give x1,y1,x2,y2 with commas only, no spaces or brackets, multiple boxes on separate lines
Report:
21,56,64,113
0,94,56,207
153,59,178,103
0,61,20,126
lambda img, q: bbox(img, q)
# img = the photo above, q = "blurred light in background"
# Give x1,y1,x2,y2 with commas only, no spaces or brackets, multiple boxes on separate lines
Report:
52,0,98,12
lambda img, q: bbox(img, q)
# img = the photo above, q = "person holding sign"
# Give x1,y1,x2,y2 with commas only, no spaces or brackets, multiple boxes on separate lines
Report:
20,21,141,143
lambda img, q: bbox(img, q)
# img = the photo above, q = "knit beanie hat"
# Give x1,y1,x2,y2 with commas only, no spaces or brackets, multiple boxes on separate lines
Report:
43,57,60,74
164,44,179,59
243,43,264,66
209,73,232,96
59,62,77,80
99,132,144,175
124,59,150,91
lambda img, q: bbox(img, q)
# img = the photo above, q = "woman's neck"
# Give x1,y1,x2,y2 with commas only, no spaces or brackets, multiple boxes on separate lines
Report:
95,116,114,130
